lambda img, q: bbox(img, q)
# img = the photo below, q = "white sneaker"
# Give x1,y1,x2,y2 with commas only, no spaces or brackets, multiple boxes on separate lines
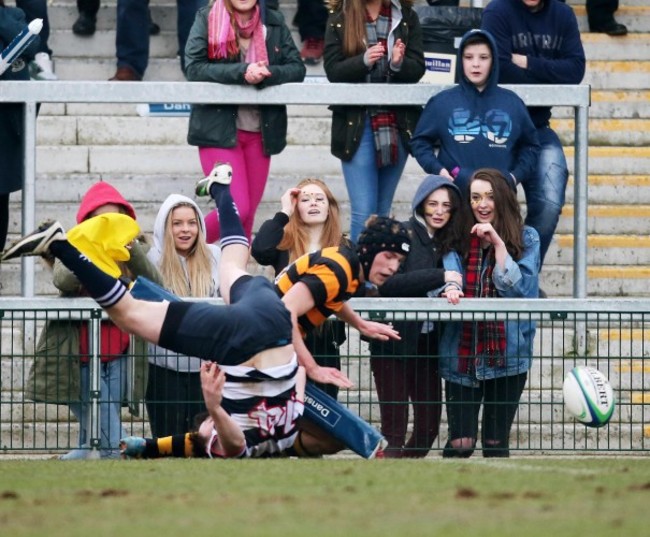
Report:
29,52,58,81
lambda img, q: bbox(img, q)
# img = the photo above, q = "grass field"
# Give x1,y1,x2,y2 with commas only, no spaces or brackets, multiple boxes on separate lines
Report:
1,457,649,537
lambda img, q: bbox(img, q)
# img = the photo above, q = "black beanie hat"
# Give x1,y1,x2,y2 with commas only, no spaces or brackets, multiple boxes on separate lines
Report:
356,216,411,281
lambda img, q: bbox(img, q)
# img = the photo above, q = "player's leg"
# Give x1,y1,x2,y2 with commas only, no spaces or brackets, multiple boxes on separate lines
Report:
1,218,169,345
195,162,249,304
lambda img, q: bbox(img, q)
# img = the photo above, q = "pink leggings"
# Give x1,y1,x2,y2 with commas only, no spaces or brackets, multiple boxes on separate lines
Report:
199,130,271,243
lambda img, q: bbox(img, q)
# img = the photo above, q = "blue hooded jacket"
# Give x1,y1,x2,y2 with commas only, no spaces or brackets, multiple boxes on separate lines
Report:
410,29,540,195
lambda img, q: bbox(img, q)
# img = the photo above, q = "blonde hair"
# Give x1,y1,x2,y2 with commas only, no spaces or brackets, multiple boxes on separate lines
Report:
277,178,343,263
159,203,216,297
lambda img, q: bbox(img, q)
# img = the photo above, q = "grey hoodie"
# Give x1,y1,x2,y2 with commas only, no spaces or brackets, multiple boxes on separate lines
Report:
147,194,221,372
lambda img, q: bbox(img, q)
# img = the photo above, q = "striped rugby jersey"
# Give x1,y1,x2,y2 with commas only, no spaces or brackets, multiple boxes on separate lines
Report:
273,245,360,336
210,354,304,458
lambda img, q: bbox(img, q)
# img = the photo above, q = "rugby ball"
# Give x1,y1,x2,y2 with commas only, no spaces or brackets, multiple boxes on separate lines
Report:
563,366,615,428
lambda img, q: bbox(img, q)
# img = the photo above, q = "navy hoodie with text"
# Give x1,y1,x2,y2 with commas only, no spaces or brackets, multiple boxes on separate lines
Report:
410,29,540,194
481,0,586,128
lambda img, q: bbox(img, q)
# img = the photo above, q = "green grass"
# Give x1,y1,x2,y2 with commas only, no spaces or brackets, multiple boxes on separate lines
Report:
1,458,649,536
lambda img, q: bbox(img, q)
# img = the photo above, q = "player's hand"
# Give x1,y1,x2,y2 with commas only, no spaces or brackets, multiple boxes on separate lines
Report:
307,365,354,389
357,319,401,341
200,362,226,409
120,436,146,459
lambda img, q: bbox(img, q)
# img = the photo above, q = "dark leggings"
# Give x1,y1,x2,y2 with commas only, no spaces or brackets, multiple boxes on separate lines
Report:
371,332,442,458
443,372,528,458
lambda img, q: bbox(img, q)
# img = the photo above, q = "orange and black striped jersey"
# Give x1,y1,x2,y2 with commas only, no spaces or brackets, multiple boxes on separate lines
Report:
274,245,360,336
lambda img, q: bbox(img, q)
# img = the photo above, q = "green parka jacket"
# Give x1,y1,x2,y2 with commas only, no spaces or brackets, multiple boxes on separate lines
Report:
185,6,306,155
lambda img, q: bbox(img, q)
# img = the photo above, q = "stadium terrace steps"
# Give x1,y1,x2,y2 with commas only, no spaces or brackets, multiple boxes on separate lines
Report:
2,0,649,301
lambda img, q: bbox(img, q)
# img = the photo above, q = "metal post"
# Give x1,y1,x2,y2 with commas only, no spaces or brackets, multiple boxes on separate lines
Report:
88,310,102,459
20,100,38,297
573,92,591,298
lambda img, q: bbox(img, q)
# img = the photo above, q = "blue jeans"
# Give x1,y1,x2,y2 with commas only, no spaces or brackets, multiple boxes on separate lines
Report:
116,0,206,77
342,118,408,242
68,359,127,458
520,126,569,265
15,0,51,55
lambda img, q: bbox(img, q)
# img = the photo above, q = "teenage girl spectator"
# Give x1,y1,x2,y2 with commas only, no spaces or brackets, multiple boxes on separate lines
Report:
25,182,163,459
185,0,306,242
370,175,465,458
0,1,40,255
410,29,539,197
440,168,540,458
323,0,424,242
251,178,348,399
145,194,221,436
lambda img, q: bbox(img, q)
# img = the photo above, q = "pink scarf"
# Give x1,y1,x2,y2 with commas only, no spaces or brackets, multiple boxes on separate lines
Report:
207,0,268,64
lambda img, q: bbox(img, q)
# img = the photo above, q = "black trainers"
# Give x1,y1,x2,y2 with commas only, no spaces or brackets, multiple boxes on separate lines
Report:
1,221,66,262
195,162,233,197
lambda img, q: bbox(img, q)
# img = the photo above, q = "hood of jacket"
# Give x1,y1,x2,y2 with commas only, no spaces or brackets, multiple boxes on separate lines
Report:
328,0,414,12
456,28,500,95
76,182,136,223
411,174,460,217
150,194,208,260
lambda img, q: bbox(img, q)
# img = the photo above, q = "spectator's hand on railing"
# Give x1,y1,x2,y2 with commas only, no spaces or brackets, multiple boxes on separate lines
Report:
244,61,271,85
442,285,463,305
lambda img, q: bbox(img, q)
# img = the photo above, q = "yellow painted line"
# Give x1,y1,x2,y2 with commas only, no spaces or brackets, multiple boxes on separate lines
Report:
616,361,650,373
588,61,650,73
592,90,650,102
556,235,650,248
568,175,650,187
581,33,650,44
551,119,650,131
589,267,650,279
564,146,650,158
632,393,650,405
572,6,650,16
563,205,650,218
645,425,650,438
598,329,646,342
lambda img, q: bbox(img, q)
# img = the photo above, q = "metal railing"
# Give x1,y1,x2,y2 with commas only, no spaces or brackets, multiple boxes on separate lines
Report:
0,81,590,297
1,296,647,456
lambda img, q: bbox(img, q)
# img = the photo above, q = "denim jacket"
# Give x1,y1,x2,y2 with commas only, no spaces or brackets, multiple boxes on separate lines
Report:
439,226,540,387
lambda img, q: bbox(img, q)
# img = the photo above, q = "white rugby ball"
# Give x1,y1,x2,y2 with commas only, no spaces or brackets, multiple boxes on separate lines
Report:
563,366,615,428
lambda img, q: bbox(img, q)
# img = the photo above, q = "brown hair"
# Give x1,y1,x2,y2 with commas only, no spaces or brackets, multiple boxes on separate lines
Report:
468,168,524,260
277,179,343,263
338,0,390,57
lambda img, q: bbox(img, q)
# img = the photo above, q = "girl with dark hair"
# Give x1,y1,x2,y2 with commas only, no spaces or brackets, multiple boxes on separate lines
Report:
370,175,465,458
440,168,540,458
